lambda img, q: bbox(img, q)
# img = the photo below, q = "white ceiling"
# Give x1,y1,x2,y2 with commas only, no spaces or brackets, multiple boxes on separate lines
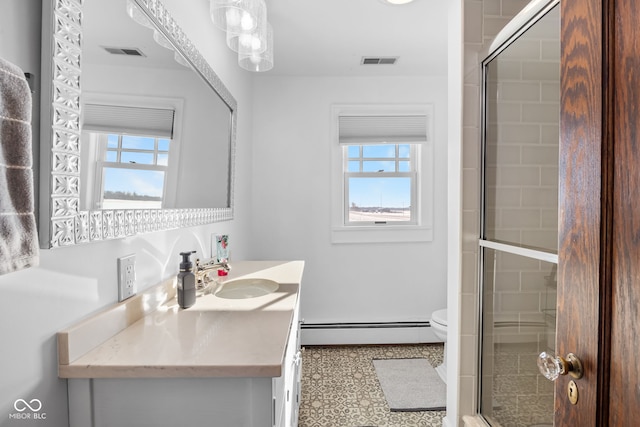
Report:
265,0,449,76
83,0,185,71
83,0,450,77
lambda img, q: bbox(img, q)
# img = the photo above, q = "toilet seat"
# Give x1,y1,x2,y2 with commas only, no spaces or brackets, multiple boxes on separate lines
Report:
430,308,448,384
431,308,447,327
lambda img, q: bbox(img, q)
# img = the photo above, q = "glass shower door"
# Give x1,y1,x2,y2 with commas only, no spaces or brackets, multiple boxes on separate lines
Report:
479,2,560,426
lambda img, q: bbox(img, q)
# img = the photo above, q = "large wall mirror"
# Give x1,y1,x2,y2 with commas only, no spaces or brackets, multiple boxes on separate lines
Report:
39,0,236,248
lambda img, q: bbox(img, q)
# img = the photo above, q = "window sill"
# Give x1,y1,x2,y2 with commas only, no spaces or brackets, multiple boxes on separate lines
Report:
331,225,433,244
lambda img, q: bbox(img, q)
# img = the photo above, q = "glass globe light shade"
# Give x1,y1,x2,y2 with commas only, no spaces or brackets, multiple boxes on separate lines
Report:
126,0,154,29
152,29,174,50
174,52,191,68
210,0,261,34
226,0,266,53
238,22,273,72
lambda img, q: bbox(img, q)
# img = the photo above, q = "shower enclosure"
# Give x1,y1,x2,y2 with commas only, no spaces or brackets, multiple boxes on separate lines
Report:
478,1,560,426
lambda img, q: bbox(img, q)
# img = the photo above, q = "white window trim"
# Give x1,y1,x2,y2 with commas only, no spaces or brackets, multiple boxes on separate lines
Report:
80,93,184,210
331,104,434,244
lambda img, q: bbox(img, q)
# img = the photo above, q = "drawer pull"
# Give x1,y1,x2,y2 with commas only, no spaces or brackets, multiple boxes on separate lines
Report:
293,351,302,366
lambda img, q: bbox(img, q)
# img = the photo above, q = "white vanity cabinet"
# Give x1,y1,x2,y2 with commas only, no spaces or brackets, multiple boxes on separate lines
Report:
59,261,305,427
68,299,301,427
273,297,302,427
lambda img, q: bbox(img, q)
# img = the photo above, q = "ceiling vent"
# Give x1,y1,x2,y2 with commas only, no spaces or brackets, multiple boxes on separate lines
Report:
102,46,146,57
361,56,398,65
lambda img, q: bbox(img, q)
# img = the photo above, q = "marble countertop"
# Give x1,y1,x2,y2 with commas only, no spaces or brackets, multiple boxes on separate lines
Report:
58,260,304,379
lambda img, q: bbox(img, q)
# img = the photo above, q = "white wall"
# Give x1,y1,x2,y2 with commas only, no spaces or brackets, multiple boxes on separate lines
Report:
250,76,449,327
1,0,452,424
0,1,253,425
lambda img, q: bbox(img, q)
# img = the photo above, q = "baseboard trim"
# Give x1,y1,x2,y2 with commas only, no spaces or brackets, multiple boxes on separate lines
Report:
301,321,441,346
302,321,432,329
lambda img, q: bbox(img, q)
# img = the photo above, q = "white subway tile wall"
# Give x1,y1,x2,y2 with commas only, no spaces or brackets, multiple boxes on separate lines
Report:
460,0,556,425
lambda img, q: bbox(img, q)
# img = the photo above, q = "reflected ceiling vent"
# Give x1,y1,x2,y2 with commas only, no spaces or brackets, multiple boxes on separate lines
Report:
361,56,398,65
102,46,146,57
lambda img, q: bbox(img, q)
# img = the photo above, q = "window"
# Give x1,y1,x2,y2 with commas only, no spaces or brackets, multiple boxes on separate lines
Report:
344,143,417,225
80,101,180,210
97,133,171,209
331,105,434,243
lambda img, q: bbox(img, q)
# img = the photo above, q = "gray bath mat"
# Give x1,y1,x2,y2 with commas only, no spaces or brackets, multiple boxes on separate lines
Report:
372,358,446,411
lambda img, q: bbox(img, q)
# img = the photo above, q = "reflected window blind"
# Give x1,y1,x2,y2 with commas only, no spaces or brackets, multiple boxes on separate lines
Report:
82,104,175,138
338,115,428,145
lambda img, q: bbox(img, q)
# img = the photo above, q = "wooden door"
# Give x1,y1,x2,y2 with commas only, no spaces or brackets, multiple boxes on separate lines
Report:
558,0,640,424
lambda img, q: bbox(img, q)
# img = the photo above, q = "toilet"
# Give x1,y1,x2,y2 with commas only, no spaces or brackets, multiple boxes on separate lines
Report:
430,308,448,383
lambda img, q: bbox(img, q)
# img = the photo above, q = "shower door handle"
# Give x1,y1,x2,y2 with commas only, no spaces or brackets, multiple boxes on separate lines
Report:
537,351,584,381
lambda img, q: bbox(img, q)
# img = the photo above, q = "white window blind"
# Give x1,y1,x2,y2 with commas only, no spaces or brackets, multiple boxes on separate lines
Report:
82,104,175,138
338,115,428,145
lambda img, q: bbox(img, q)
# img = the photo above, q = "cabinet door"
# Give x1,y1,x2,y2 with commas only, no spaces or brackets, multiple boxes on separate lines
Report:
273,376,285,427
284,300,301,427
275,300,301,427
289,349,302,427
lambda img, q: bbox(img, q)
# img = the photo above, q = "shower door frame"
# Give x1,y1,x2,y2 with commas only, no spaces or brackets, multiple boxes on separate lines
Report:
477,0,561,424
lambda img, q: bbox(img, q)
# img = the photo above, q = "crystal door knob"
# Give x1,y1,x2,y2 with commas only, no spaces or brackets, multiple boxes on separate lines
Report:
537,351,584,380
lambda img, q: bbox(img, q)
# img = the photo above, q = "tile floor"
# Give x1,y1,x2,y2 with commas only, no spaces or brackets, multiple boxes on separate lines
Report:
298,344,446,427
483,342,554,427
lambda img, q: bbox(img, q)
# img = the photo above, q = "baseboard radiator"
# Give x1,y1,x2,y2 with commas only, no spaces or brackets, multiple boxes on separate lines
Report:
300,321,440,346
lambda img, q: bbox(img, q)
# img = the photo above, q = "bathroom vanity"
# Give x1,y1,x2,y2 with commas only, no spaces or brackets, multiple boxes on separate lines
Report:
58,261,304,427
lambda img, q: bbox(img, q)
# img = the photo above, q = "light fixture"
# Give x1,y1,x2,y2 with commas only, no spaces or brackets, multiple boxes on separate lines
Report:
210,0,261,34
125,1,194,69
152,29,174,50
238,22,273,72
174,52,192,68
380,0,415,4
210,0,273,72
126,0,155,29
226,0,267,53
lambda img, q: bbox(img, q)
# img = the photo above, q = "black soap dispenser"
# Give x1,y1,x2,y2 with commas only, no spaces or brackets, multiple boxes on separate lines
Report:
177,251,196,309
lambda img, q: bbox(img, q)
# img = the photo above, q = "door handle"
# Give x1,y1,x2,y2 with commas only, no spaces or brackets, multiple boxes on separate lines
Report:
537,351,584,380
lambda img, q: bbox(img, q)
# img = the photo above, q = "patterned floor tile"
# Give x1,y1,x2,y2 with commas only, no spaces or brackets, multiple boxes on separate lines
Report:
299,344,446,427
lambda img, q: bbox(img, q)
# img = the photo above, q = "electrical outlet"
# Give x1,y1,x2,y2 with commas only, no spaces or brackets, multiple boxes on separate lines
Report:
117,254,137,302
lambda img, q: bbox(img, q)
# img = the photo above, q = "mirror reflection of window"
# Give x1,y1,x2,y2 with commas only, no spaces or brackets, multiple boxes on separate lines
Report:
97,133,171,209
80,103,178,210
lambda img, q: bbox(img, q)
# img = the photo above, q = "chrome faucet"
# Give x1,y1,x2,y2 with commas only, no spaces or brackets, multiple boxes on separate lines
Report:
194,258,231,290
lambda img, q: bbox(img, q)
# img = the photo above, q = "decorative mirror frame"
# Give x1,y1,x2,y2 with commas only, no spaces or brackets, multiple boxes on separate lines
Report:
40,0,236,248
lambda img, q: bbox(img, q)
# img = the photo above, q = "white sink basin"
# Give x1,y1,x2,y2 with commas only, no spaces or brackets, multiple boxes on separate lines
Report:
214,278,279,299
